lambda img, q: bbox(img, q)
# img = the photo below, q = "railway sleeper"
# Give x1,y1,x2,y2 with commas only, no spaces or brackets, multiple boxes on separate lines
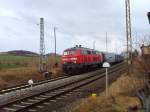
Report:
34,97,46,100
21,101,33,105
40,95,52,98
43,102,50,105
45,93,57,96
55,97,64,100
50,100,57,102
13,104,26,108
3,107,17,111
50,91,63,94
28,109,37,112
28,99,40,102
36,105,45,108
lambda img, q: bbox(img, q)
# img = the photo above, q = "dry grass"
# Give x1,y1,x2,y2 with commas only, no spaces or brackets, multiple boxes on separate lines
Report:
66,57,149,112
0,55,63,89
0,67,43,88
66,73,140,112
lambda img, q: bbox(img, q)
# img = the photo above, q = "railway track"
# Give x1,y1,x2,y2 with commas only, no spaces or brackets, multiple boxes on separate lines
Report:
0,62,125,112
0,75,70,95
0,66,104,95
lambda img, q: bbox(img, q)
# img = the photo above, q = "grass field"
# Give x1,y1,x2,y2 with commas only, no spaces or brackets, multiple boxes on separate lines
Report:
0,54,34,62
0,54,37,69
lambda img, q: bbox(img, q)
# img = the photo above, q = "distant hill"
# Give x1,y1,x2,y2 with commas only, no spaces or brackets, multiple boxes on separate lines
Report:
0,50,61,57
46,53,61,56
6,50,38,56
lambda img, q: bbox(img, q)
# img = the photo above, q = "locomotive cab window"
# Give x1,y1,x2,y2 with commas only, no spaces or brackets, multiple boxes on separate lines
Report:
92,51,96,54
63,50,76,55
81,50,88,54
96,52,101,55
63,51,68,55
87,51,91,54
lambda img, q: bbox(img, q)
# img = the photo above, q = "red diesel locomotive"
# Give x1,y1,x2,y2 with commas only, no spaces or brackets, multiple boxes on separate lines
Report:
61,45,124,74
61,45,104,74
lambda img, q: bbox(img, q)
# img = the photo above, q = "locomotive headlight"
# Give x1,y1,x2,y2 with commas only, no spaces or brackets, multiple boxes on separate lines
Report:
70,58,77,60
62,58,68,61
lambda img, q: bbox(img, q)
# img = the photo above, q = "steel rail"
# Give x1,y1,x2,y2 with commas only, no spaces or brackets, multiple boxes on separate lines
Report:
17,66,125,112
0,75,70,94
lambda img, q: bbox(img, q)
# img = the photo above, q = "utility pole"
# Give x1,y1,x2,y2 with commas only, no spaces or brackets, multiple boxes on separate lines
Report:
148,12,150,24
93,41,95,50
39,18,46,72
125,0,132,74
54,27,57,67
106,32,108,52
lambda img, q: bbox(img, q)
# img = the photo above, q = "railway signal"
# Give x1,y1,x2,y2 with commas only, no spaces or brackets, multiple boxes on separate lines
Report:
103,62,110,97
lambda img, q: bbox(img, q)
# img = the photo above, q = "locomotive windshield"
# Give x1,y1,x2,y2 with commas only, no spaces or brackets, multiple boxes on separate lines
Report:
63,50,76,55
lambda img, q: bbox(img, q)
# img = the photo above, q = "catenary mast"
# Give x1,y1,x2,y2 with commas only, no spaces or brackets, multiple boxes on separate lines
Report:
125,0,132,74
39,18,46,72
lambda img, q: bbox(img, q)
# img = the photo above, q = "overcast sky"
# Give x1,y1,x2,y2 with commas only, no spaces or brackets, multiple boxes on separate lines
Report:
0,0,149,54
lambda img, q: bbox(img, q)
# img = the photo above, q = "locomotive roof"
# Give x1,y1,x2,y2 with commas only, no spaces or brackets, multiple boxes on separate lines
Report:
65,46,95,51
65,46,109,53
64,46,123,56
